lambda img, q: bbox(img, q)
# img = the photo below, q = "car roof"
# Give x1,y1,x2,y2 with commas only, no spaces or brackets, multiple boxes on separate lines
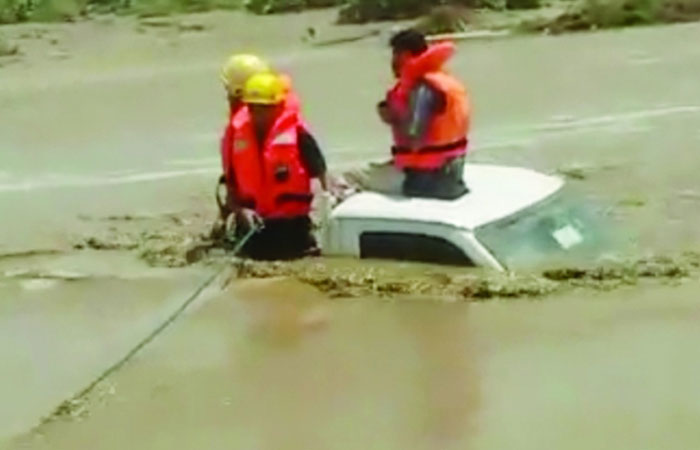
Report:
332,164,564,231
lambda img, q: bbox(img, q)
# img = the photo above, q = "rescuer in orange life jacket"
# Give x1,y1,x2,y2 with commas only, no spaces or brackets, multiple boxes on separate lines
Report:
377,29,471,200
217,54,302,221
222,72,328,260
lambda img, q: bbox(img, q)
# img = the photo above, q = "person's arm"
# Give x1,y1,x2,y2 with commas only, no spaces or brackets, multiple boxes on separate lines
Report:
377,99,395,125
218,125,236,220
403,81,446,147
220,124,233,179
297,127,328,191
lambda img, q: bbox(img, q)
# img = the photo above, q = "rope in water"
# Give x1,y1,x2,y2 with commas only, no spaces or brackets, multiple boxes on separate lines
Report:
41,225,260,424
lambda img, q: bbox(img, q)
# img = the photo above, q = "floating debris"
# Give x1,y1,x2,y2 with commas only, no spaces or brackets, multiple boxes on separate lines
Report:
72,213,700,301
2,269,88,281
617,196,647,207
0,249,63,260
53,398,88,421
556,162,622,181
47,381,117,424
542,254,696,290
75,236,139,251
177,22,208,32
557,164,589,180
234,261,559,301
138,17,175,28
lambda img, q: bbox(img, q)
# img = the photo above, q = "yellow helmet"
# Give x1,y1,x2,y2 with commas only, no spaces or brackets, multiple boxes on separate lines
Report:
220,53,270,95
243,72,286,105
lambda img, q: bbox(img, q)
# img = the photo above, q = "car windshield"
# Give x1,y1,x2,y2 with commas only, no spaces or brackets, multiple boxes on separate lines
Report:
475,190,609,270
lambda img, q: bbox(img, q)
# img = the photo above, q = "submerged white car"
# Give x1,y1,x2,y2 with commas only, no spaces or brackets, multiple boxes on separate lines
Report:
320,164,603,271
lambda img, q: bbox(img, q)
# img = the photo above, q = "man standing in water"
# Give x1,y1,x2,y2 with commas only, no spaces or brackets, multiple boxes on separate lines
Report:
381,29,471,199
218,53,270,223
224,72,328,260
217,53,302,224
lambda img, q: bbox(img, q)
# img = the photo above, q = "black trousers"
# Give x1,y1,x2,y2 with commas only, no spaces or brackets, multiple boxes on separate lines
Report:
236,215,317,261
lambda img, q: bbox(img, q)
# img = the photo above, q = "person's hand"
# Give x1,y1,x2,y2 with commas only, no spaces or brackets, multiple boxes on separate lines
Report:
377,101,395,125
238,208,264,230
320,191,338,209
215,175,231,220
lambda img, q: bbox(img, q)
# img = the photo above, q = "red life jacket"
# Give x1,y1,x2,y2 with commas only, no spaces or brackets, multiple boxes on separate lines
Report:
387,42,471,171
228,106,312,219
221,77,301,195
220,103,245,193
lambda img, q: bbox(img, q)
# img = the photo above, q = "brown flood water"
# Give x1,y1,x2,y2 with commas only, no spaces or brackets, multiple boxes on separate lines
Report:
9,276,700,450
1,10,700,449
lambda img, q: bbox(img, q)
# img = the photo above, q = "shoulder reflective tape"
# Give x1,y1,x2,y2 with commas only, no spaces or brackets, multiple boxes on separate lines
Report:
270,130,296,146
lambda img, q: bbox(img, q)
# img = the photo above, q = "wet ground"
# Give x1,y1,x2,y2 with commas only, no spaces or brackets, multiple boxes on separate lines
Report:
1,10,700,448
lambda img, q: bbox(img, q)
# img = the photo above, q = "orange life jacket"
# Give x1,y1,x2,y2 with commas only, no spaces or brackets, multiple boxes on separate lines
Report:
220,75,302,202
228,105,312,219
387,42,471,171
220,103,245,191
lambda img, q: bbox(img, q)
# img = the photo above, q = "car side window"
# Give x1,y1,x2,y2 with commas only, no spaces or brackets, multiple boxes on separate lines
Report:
359,232,474,266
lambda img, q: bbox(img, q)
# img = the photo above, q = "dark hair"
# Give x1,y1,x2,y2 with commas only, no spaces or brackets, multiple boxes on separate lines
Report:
389,29,428,56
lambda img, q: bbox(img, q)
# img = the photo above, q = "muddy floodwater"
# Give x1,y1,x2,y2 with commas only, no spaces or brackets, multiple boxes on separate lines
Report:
1,10,700,448
8,276,700,450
